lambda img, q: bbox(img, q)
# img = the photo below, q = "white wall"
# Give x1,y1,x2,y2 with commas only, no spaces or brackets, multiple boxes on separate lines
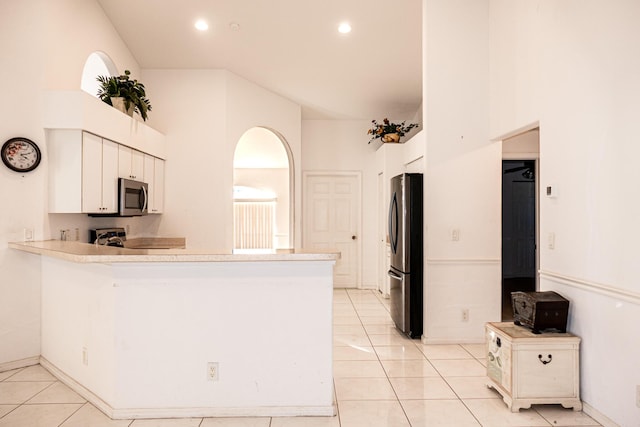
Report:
503,129,539,157
41,0,140,90
302,120,379,288
225,73,302,249
490,1,640,425
0,0,141,367
141,70,301,251
140,69,228,251
0,0,46,366
423,0,500,342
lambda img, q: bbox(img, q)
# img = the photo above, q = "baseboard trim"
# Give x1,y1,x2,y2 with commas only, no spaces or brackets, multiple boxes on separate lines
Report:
112,405,336,420
582,401,620,427
39,357,336,420
39,357,115,419
421,336,485,345
0,356,40,373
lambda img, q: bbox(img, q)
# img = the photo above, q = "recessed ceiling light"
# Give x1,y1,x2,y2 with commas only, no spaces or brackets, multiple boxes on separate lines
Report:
338,22,352,34
195,19,209,31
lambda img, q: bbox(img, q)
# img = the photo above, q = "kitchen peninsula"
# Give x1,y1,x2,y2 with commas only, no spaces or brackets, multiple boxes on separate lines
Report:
10,241,338,420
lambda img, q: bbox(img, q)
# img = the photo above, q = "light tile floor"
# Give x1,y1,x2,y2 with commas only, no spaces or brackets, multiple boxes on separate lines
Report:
0,289,601,427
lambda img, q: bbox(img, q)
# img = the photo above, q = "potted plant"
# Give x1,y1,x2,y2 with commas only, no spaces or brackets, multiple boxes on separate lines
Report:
96,70,152,121
367,118,419,144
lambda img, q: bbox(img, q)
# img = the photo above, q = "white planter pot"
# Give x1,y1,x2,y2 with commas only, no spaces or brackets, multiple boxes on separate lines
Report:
110,97,134,117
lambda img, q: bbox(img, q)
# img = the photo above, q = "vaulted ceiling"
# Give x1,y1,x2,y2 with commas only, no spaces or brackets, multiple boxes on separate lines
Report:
97,0,422,120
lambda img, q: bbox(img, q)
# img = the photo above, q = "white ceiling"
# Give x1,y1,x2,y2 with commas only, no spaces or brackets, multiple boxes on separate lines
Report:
96,0,422,120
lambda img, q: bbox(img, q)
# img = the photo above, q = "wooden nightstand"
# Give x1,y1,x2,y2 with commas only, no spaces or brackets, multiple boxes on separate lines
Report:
485,322,582,412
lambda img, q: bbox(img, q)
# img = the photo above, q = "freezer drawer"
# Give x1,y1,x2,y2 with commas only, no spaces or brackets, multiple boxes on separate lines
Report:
388,269,422,338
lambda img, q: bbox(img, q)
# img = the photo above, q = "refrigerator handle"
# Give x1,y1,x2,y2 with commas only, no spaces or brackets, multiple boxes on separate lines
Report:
387,270,402,279
389,192,398,253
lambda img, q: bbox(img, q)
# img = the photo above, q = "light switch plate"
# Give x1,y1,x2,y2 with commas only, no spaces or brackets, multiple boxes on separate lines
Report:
548,232,555,250
546,185,557,198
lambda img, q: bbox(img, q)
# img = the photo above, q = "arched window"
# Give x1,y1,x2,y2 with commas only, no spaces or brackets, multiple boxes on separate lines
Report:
80,51,117,97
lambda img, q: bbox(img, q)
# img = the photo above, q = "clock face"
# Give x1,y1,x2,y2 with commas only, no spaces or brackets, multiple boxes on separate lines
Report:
2,137,41,172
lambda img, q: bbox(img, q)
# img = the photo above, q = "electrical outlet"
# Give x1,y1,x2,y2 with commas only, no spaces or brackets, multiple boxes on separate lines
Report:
82,347,88,366
24,228,33,242
207,362,219,381
74,228,79,241
636,384,640,408
462,309,469,322
452,228,460,242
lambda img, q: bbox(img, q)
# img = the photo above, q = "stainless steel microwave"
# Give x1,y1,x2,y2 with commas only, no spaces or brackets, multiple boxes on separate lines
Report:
119,178,148,216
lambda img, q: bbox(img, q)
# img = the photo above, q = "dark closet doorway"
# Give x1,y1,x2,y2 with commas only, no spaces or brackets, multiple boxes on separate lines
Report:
502,160,536,320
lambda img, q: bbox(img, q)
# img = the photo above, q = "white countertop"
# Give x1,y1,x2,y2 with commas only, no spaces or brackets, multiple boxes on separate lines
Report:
9,240,340,264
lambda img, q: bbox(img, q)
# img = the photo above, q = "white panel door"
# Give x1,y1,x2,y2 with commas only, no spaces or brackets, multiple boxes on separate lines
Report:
304,173,360,288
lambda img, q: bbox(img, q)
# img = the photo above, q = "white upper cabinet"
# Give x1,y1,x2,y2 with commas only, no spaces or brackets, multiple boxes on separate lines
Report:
153,158,165,214
82,132,118,214
48,130,83,213
118,145,144,181
47,129,165,215
143,154,165,214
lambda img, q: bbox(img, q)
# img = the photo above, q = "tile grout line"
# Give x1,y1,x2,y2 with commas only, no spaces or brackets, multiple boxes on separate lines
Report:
348,288,415,427
56,400,86,427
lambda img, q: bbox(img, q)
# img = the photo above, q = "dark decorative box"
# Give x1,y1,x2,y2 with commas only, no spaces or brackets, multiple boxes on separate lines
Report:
511,291,569,334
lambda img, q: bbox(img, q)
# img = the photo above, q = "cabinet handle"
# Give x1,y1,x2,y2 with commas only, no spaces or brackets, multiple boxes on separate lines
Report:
538,354,553,365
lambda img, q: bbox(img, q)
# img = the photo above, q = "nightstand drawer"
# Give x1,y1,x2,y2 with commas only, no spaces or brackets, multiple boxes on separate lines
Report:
516,348,576,398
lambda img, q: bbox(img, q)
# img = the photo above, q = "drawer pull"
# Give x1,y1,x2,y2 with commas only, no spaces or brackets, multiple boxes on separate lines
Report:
538,354,553,365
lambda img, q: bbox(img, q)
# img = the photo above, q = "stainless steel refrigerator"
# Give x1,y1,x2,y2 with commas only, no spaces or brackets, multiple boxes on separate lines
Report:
388,173,423,338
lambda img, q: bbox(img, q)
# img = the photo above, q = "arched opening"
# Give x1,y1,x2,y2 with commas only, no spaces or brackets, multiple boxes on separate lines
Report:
80,51,118,97
233,127,293,253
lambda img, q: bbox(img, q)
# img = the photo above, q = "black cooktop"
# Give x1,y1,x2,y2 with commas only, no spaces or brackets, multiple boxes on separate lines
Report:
89,227,127,247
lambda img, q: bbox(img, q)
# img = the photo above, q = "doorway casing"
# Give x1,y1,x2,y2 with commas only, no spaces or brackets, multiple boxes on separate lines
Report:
233,127,295,250
498,125,540,320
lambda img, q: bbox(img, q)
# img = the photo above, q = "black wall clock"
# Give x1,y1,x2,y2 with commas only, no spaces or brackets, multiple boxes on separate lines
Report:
1,137,41,173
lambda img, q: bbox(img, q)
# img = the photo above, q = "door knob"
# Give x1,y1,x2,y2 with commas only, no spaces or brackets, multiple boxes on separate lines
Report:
352,235,357,240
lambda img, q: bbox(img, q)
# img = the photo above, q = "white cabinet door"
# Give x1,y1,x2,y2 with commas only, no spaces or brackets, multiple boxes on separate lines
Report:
143,155,165,214
143,154,155,210
82,132,104,213
118,145,144,180
102,139,119,213
153,158,165,213
82,132,118,213
48,130,83,213
131,150,144,180
118,145,130,179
